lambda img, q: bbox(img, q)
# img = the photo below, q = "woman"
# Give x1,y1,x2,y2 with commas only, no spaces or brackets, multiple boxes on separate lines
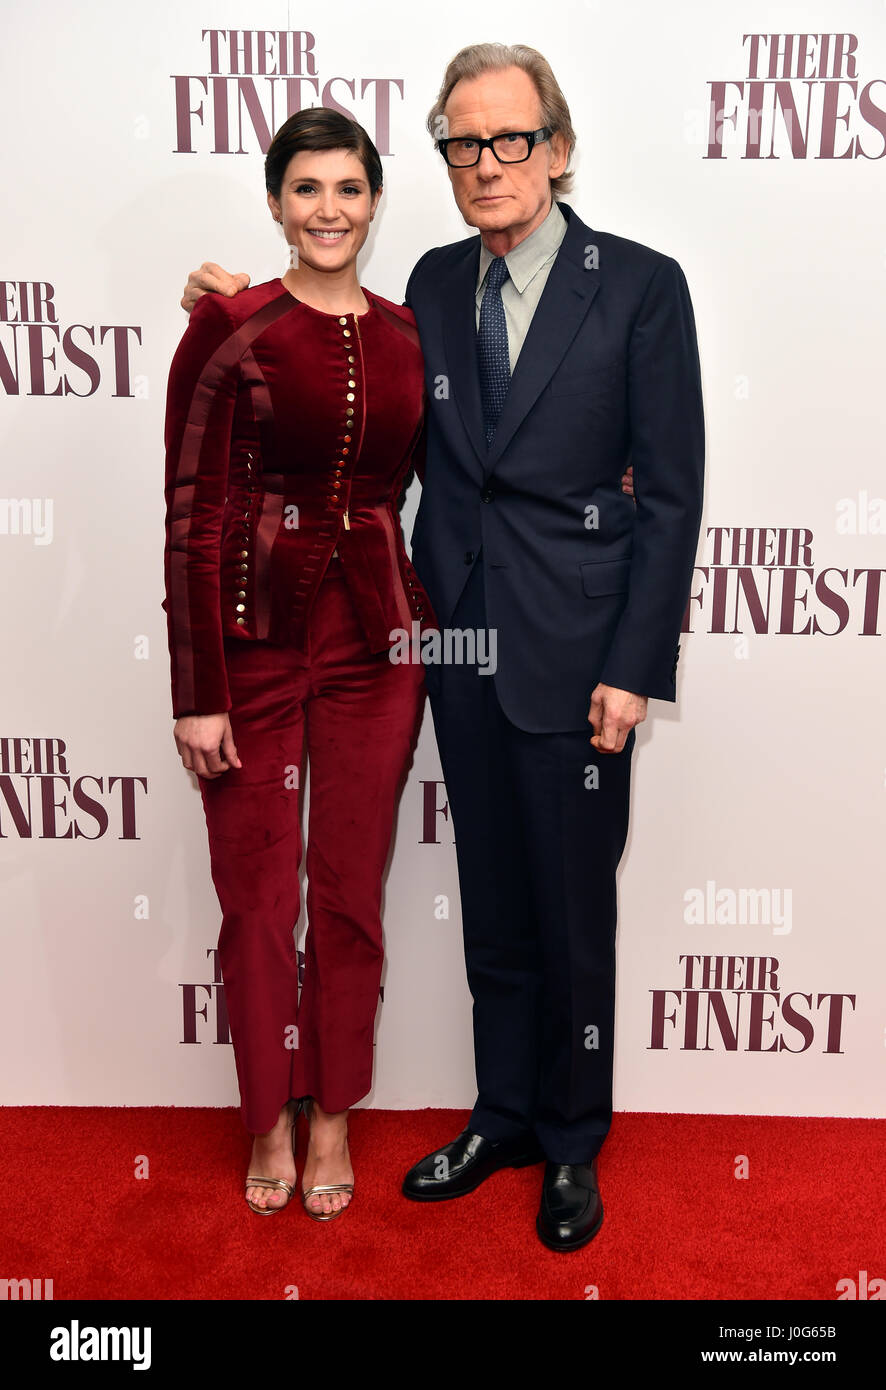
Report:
162,109,433,1219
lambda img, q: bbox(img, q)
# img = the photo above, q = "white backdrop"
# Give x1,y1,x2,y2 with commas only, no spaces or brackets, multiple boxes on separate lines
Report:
1,0,884,1120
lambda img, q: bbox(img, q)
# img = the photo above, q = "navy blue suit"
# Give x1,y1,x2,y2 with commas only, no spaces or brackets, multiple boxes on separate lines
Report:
405,201,704,1159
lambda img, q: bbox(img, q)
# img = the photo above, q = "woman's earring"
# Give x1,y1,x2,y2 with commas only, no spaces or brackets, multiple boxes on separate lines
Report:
275,216,298,268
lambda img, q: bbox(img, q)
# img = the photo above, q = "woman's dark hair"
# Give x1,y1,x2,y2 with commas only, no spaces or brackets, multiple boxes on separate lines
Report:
265,108,384,198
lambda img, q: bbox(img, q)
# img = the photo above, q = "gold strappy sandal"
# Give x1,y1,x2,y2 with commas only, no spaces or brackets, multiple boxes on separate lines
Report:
245,1097,303,1215
301,1098,355,1221
301,1182,355,1221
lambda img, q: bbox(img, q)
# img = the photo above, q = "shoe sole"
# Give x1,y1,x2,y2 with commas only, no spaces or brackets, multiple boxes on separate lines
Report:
401,1151,545,1202
535,1202,604,1251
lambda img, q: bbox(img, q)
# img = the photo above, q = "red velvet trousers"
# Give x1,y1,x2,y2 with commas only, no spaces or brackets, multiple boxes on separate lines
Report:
199,556,425,1133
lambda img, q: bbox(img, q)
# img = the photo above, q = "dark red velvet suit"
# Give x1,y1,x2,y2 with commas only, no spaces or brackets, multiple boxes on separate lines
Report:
163,279,432,1130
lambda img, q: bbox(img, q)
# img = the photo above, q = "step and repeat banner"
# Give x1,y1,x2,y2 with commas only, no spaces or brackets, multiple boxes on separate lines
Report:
1,1,884,1121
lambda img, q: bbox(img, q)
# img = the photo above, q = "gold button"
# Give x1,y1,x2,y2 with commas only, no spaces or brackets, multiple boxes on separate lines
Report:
348,354,355,363
240,549,248,558
236,617,245,626
237,590,246,599
338,316,348,325
346,409,354,418
240,562,248,571
332,481,341,489
235,603,246,613
342,329,351,338
346,392,355,402
347,379,356,388
343,434,352,442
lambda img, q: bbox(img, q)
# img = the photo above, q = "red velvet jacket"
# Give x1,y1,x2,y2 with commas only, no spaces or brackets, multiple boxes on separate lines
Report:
162,279,433,718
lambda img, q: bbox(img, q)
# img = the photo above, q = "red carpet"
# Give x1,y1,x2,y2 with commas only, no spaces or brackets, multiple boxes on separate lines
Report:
2,1108,883,1300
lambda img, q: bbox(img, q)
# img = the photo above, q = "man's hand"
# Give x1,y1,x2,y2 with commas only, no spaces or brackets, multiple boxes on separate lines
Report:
620,464,634,498
174,713,242,778
181,262,251,314
588,683,647,754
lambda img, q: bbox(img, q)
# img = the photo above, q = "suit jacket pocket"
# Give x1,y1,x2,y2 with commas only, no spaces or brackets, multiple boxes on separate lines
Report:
549,361,620,397
580,557,632,596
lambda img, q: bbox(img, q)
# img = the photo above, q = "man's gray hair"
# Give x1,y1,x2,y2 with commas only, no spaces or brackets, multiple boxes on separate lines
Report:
426,42,576,196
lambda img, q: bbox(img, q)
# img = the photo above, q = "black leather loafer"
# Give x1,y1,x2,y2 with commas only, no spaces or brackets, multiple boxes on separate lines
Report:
402,1127,544,1201
536,1160,604,1251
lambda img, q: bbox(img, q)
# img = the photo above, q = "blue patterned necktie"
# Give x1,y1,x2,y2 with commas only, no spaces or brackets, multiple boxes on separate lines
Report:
477,256,511,447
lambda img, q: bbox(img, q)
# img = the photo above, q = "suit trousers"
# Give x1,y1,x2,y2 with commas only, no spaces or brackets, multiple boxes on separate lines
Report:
427,556,635,1163
199,555,425,1134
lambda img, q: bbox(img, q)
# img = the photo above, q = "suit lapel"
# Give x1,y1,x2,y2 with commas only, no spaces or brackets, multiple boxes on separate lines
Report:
441,238,487,475
484,203,601,474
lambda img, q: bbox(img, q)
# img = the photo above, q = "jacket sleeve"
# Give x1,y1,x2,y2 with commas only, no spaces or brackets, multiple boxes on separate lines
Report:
403,246,436,311
410,406,427,487
162,293,240,718
597,256,705,701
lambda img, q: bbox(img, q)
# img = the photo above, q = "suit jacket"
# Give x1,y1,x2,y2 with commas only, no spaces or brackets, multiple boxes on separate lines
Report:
404,200,705,732
162,279,433,718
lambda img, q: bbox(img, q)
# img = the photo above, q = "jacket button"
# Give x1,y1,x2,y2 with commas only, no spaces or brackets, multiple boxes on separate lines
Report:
481,488,494,503
464,550,474,564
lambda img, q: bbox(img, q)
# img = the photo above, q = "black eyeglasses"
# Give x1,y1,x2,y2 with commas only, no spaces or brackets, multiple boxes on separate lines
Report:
436,126,553,168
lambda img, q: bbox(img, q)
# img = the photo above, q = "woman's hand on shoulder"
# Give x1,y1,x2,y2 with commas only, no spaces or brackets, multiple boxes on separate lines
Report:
181,263,251,314
173,713,242,778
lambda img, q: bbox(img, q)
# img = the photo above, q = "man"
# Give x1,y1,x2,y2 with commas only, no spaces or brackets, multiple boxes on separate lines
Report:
181,41,704,1252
